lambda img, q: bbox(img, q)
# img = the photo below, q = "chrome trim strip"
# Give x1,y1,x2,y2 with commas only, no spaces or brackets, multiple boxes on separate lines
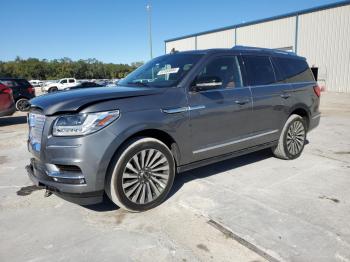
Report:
47,144,81,149
162,107,189,114
193,129,279,154
46,171,84,179
162,105,206,114
189,105,206,111
312,113,321,120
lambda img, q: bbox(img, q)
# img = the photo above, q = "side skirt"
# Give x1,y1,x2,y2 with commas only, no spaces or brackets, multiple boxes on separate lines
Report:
177,141,278,173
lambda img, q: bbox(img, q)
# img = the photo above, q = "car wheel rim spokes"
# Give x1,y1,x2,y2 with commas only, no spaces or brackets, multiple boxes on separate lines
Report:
122,149,170,204
17,100,28,111
286,121,305,155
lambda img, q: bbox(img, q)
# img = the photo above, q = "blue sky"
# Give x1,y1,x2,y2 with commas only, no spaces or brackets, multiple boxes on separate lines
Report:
0,0,339,64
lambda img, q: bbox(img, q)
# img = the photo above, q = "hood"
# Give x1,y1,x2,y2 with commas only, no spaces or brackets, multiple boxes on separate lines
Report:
30,86,163,115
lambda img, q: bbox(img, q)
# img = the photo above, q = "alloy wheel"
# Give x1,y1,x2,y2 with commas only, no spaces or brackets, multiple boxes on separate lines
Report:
286,120,305,155
122,149,170,204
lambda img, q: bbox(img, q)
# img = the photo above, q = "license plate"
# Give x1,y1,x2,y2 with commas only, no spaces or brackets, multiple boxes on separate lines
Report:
28,113,46,152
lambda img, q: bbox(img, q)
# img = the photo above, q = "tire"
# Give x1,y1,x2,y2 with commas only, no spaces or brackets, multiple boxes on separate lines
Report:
15,98,30,111
105,137,176,212
272,114,307,160
48,87,58,93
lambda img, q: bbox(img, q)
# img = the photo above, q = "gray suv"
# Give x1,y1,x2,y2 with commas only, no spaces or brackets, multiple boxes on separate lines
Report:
26,46,321,211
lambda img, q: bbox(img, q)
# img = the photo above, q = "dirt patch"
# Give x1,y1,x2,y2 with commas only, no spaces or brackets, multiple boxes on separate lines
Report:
319,195,340,203
16,185,43,196
115,210,127,224
196,244,210,252
0,156,8,165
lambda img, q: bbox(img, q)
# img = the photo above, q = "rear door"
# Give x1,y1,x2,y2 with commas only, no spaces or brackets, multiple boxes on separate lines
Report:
242,55,291,145
187,55,253,161
68,78,76,88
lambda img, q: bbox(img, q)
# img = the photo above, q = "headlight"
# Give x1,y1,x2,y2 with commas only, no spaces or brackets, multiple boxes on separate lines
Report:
52,110,120,136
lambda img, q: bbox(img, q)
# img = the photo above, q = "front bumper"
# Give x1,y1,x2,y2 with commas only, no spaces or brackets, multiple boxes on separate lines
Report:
26,160,103,205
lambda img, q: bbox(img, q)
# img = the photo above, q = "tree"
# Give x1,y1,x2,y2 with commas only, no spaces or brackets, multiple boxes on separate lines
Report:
0,57,139,80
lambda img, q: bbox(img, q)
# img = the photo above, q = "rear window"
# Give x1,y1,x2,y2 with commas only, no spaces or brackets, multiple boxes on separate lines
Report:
69,79,75,83
14,79,31,87
0,80,18,88
242,56,276,86
273,57,315,83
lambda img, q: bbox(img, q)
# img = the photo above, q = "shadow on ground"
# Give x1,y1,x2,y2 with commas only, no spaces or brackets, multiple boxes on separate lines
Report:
86,149,273,212
0,115,27,127
168,149,273,199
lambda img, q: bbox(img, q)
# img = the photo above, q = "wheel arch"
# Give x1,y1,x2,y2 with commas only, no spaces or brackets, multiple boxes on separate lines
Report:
288,104,311,130
14,96,29,102
103,128,180,185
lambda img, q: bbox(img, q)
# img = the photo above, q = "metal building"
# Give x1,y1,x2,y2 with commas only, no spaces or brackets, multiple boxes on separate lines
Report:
164,1,350,92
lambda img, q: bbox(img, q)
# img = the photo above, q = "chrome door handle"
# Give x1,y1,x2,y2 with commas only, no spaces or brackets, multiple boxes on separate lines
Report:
234,99,250,105
280,93,291,99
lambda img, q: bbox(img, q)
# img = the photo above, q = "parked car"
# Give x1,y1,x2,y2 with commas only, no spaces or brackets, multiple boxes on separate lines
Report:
0,83,16,117
42,78,78,93
66,82,103,90
0,78,35,111
29,80,43,87
26,46,320,211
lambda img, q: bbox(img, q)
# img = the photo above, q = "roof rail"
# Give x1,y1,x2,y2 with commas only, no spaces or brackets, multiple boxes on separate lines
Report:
232,45,297,56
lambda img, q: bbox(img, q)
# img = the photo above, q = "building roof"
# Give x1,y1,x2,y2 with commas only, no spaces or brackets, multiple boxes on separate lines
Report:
165,0,350,43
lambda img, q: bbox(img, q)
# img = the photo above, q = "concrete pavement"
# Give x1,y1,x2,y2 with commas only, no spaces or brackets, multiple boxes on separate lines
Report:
1,92,349,261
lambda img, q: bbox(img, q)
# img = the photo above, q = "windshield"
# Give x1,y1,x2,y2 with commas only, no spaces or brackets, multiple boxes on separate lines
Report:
119,53,203,88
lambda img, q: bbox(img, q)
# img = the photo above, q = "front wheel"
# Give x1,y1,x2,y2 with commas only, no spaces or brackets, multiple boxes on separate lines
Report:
105,137,176,212
272,114,307,160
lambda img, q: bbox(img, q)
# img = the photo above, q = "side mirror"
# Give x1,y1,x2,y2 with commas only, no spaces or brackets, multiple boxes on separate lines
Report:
193,76,222,91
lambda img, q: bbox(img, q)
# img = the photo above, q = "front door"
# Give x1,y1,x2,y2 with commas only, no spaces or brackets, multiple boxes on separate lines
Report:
187,55,253,161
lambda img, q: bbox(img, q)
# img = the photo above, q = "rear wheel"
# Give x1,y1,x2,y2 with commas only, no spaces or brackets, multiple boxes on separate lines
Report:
15,98,29,111
105,137,176,212
48,87,58,93
272,114,307,160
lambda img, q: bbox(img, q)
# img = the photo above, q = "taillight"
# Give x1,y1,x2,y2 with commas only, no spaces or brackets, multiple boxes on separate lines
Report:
313,85,321,97
0,84,12,95
27,85,35,95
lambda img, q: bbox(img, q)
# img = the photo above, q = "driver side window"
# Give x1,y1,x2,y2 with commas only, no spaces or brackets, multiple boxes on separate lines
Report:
194,56,243,91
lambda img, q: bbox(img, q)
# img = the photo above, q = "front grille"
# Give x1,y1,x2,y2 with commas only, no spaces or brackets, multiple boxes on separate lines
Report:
28,112,46,152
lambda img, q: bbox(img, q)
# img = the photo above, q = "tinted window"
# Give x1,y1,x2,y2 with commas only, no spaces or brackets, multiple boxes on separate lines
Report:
0,80,18,88
69,79,75,83
243,56,276,86
60,79,68,84
14,79,31,87
195,56,243,89
273,57,314,83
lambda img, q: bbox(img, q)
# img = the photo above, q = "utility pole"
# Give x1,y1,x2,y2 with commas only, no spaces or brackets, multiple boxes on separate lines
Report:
146,2,153,59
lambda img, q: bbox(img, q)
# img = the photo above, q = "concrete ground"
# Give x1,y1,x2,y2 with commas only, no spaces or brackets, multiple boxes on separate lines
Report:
0,92,349,262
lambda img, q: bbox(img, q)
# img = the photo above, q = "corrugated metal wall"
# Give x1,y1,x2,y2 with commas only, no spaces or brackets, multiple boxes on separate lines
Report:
197,29,235,49
298,5,350,92
236,17,296,50
165,4,350,92
165,37,196,53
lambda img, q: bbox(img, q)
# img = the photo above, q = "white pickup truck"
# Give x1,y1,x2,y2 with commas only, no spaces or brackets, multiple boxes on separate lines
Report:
42,78,79,93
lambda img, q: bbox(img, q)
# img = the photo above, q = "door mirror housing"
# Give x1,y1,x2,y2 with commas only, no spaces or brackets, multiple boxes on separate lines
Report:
193,76,222,91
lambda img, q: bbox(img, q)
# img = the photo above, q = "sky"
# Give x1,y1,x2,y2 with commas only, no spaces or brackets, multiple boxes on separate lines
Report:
0,0,340,64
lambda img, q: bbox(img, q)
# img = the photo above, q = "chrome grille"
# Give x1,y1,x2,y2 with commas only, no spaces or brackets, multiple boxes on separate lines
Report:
28,113,46,152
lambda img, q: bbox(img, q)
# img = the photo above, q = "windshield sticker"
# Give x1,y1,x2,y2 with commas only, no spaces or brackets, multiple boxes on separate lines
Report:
157,68,179,75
